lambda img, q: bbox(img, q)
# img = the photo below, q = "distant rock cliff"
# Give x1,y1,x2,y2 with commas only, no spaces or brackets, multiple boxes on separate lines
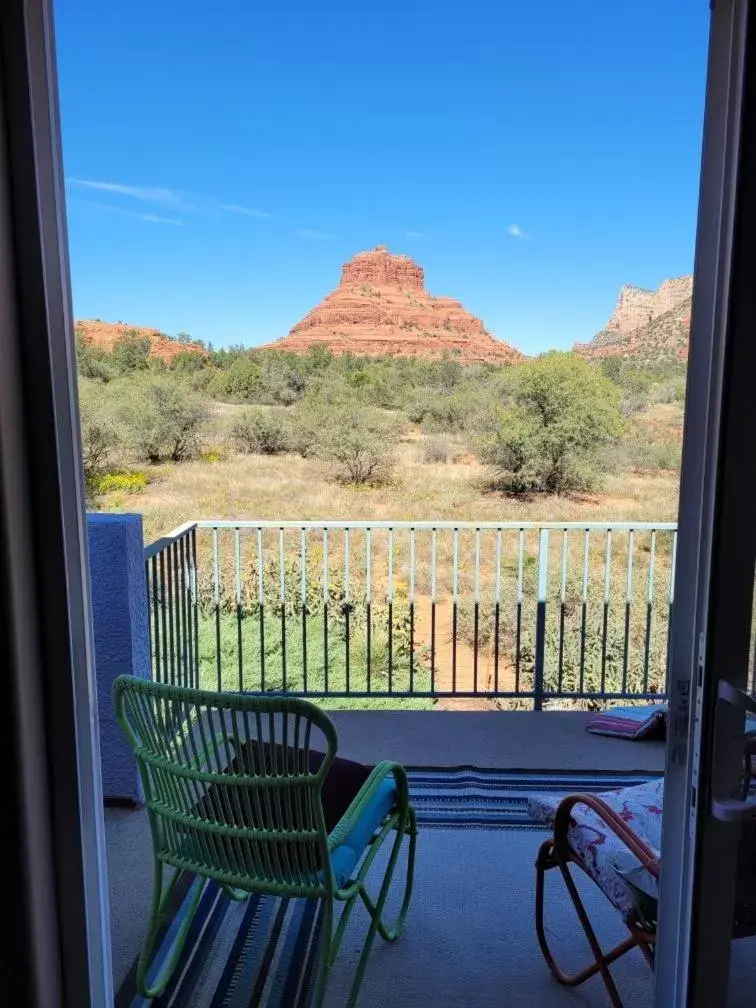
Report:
262,246,523,364
574,276,692,365
75,320,207,363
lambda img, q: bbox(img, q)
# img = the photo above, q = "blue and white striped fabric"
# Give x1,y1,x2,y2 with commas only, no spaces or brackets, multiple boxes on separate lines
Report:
406,768,658,829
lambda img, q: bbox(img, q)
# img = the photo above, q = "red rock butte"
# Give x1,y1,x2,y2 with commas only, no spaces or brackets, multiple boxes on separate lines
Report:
262,246,522,364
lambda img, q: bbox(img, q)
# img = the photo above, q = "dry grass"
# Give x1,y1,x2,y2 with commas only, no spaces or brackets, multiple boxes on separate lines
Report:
100,429,680,544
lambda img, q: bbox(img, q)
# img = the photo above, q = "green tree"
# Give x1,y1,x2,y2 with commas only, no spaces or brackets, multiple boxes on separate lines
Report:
77,379,120,492
230,408,291,454
75,332,114,382
208,356,264,400
111,331,151,374
482,352,623,494
318,407,399,485
121,378,208,463
170,350,207,374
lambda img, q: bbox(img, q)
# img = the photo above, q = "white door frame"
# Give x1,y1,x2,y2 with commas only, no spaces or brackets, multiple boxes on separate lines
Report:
656,0,755,1004
0,1,112,1004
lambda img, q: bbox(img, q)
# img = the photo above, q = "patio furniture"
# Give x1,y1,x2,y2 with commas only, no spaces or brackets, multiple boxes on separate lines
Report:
113,675,417,1007
530,777,756,1007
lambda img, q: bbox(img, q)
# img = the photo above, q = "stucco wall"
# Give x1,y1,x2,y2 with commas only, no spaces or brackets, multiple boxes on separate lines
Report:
88,513,149,803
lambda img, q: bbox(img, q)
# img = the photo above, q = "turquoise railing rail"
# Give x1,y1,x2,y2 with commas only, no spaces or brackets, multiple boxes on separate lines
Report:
144,520,678,709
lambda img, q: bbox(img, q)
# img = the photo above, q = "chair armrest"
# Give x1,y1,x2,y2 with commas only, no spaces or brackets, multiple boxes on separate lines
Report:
553,793,660,877
328,760,412,849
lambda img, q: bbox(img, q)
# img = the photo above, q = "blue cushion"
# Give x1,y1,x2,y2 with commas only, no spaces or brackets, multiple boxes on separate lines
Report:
329,777,397,887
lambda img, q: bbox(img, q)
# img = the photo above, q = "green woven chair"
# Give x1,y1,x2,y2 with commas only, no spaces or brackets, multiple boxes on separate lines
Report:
113,675,417,1006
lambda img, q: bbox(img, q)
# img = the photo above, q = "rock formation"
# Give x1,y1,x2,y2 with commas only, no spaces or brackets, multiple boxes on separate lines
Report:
574,276,692,365
75,320,207,363
262,246,522,364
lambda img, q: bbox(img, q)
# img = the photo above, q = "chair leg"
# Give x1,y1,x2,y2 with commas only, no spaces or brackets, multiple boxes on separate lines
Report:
346,811,413,1008
535,840,642,1008
311,898,335,1008
136,861,206,998
319,806,417,1008
372,806,417,944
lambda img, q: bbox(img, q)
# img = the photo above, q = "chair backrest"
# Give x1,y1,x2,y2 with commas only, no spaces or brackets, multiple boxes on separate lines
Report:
113,675,339,896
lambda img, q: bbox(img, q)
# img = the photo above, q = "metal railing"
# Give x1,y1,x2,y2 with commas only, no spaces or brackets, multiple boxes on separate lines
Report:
144,520,677,708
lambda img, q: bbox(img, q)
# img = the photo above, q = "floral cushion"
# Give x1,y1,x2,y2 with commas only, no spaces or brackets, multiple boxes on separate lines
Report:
528,779,664,919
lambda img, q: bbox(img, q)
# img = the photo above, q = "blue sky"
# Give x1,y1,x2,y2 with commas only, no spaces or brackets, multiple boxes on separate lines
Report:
55,0,709,354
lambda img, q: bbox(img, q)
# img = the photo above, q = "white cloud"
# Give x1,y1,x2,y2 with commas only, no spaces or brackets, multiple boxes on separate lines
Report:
137,213,185,226
297,228,336,241
405,230,424,239
507,224,525,238
68,179,184,206
214,201,270,219
74,199,185,226
66,178,270,218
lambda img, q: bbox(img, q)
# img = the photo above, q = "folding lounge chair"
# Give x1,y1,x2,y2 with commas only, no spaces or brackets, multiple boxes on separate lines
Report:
530,777,756,1007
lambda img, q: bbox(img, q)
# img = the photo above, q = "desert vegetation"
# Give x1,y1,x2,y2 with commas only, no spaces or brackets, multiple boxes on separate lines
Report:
76,330,684,513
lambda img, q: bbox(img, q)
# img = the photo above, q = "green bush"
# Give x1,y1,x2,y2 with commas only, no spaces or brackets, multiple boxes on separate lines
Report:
75,333,115,382
170,350,207,374
121,378,208,463
93,471,148,494
319,407,398,485
77,379,120,492
111,331,152,374
289,403,332,458
207,356,264,401
482,352,624,494
230,408,291,455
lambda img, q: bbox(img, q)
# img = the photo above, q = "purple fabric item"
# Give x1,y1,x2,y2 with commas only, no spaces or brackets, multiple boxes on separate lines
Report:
586,704,667,741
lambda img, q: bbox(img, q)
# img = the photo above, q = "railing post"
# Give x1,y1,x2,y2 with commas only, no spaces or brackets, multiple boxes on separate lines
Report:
534,528,549,710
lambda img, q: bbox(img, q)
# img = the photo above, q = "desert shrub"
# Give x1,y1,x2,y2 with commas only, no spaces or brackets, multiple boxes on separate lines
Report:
207,356,264,401
77,380,120,491
75,333,114,382
651,378,686,404
111,331,152,374
288,403,329,458
621,433,682,471
481,352,624,494
316,407,398,485
170,350,207,374
619,391,650,417
93,471,148,494
405,395,430,424
419,389,493,434
121,378,208,463
423,438,449,464
230,408,291,455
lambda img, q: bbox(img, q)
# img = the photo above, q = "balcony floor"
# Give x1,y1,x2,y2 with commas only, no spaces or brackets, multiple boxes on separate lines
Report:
326,709,666,772
107,710,671,999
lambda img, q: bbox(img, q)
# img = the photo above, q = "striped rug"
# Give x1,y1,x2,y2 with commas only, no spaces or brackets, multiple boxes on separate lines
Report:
115,767,657,1007
407,767,658,829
